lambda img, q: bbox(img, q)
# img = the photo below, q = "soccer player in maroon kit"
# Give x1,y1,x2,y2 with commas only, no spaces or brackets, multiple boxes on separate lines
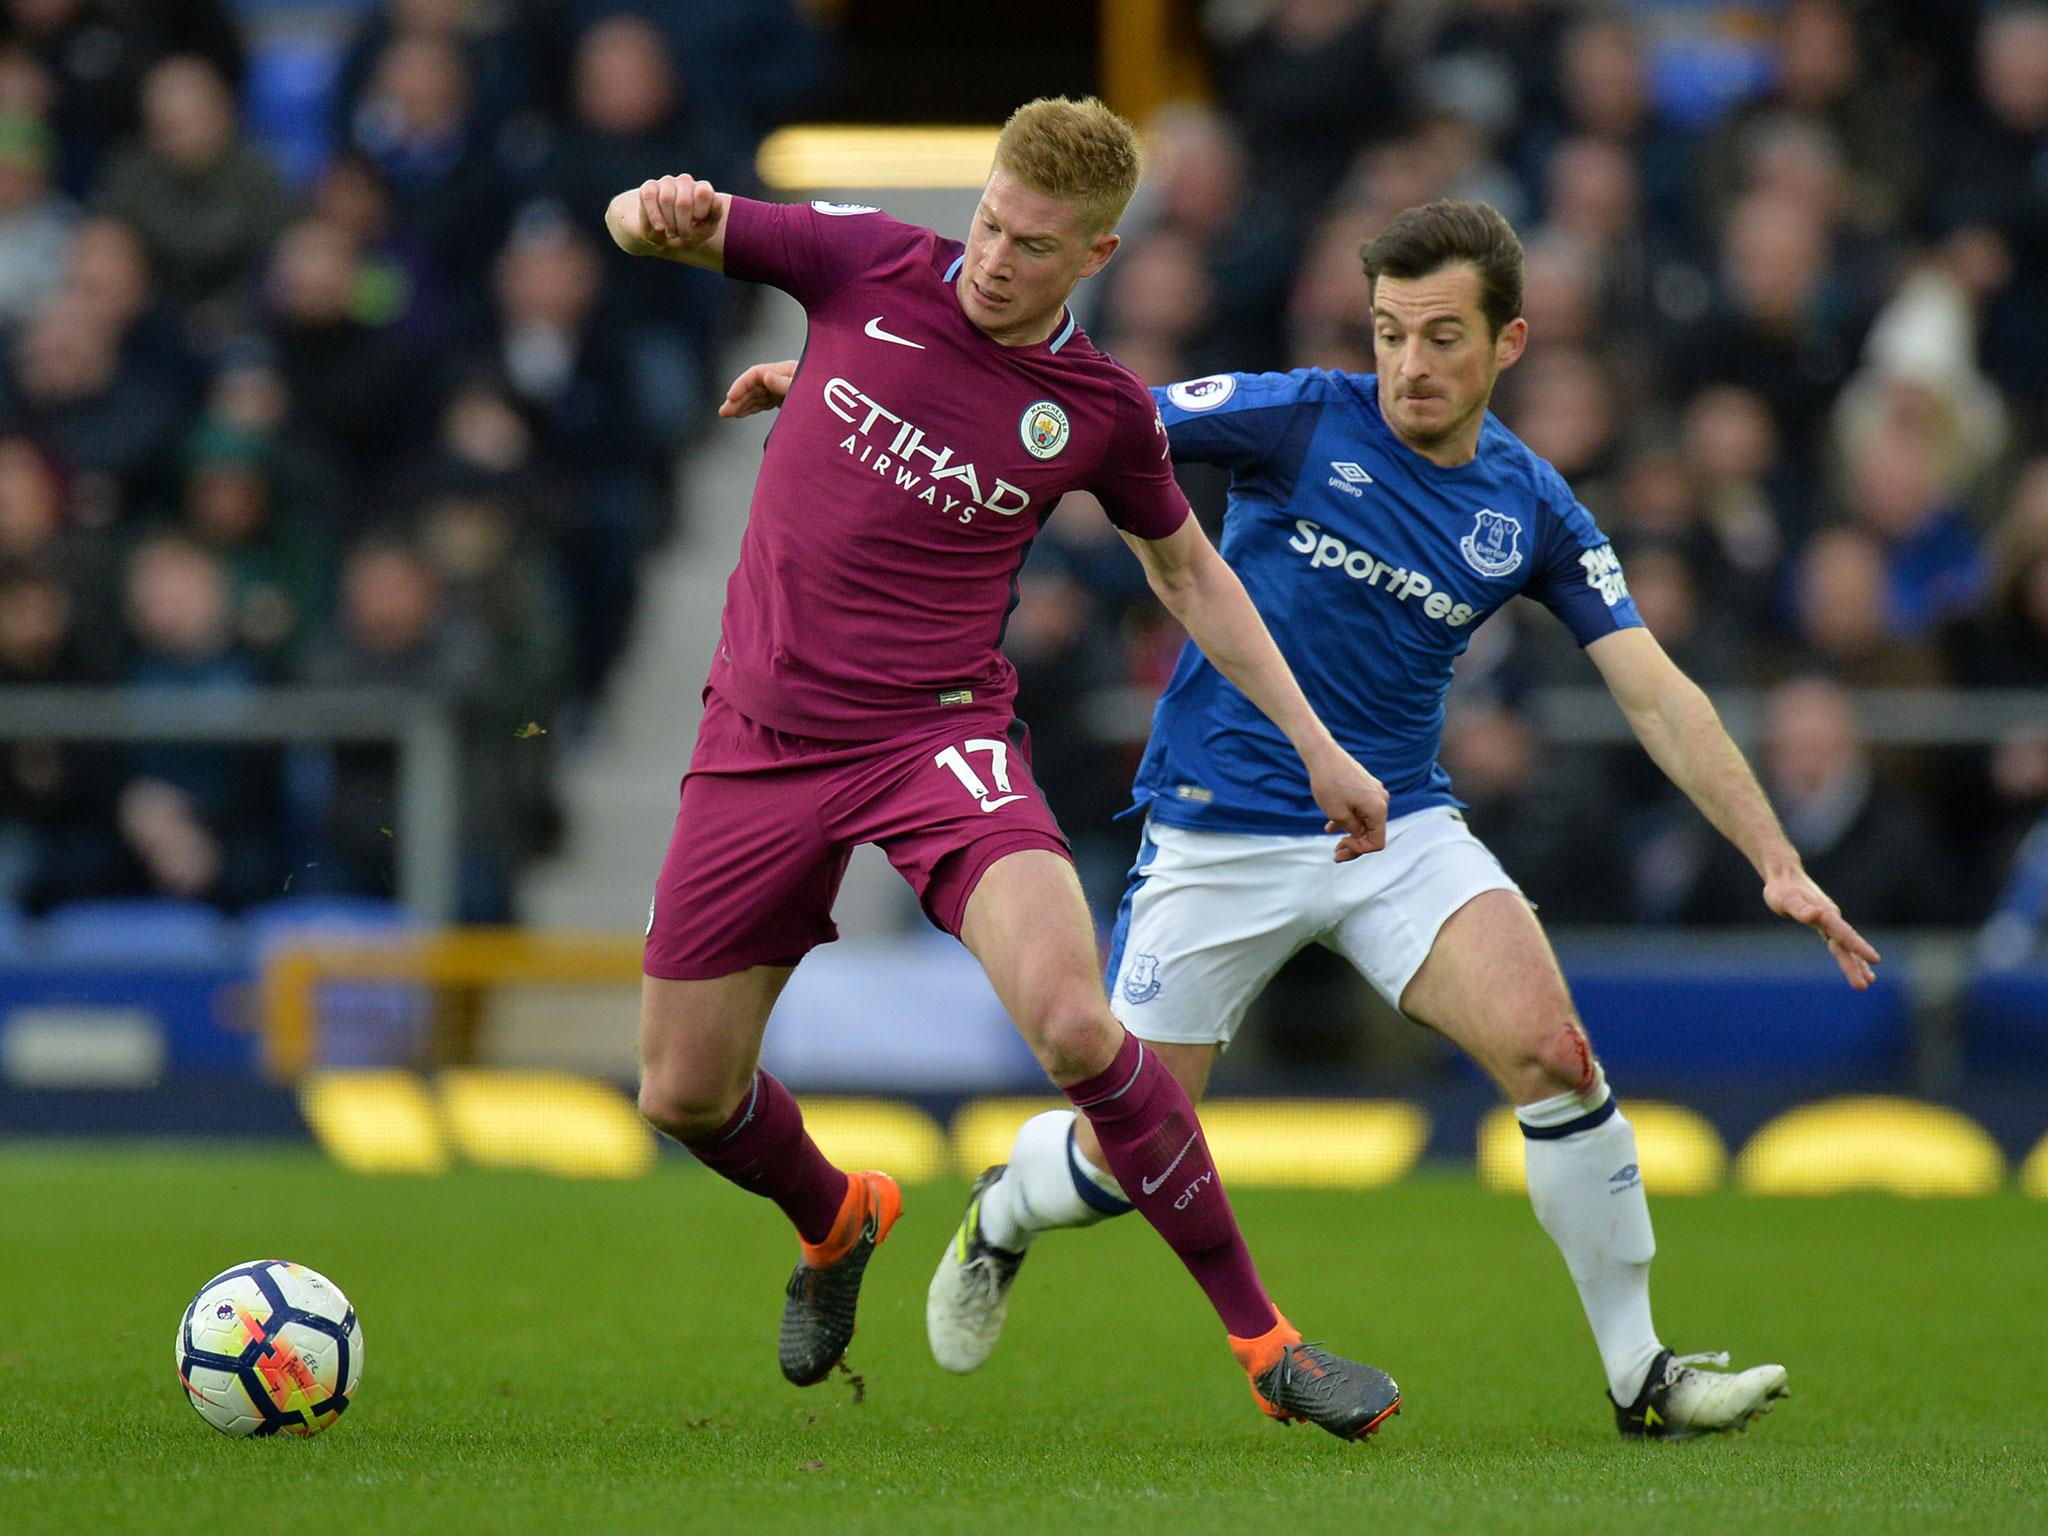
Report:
606,97,1399,1438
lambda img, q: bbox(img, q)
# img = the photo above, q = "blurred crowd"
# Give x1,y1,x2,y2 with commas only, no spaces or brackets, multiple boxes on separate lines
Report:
0,0,829,919
1017,0,2048,940
2,0,2045,944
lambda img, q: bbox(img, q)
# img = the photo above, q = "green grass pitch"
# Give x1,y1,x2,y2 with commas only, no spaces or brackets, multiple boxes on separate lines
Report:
1,1146,2042,1535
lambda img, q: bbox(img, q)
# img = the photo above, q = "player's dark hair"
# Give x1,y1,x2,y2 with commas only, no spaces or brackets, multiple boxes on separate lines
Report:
1360,201,1524,336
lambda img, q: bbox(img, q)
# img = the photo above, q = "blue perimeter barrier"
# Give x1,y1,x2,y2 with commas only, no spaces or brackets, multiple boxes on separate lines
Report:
2,908,2046,1092
1554,948,1915,1082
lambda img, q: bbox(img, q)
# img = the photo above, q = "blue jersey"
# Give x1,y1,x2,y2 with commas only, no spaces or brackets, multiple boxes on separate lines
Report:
1129,370,1643,834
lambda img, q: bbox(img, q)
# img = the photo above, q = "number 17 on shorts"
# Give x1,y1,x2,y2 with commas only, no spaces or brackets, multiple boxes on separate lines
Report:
934,737,1028,814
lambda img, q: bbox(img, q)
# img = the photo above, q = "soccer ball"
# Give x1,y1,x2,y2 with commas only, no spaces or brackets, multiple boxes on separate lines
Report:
175,1260,363,1437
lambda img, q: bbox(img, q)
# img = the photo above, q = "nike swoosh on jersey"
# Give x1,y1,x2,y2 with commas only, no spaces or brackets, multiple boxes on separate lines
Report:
864,316,925,349
1140,1132,1200,1195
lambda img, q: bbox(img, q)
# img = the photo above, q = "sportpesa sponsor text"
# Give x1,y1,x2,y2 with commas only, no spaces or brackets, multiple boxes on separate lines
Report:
1285,518,1630,628
1286,519,1479,627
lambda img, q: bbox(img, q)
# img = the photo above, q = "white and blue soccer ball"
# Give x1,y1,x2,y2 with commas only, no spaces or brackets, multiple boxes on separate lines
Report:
176,1260,363,1437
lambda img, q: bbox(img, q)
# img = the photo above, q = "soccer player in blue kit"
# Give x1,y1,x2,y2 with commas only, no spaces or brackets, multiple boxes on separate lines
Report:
723,199,1880,1438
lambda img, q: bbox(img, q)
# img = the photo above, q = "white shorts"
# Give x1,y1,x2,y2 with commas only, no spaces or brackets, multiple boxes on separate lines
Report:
1105,806,1522,1047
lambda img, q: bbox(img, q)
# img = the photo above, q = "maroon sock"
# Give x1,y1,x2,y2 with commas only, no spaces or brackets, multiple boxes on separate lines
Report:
1063,1033,1277,1338
681,1071,849,1244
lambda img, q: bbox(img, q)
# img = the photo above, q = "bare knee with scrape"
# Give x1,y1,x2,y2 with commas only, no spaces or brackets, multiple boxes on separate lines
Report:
1522,1017,1599,1103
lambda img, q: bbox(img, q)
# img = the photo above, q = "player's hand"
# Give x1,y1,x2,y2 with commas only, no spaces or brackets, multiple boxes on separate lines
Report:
1763,868,1880,989
719,358,799,419
635,174,720,250
1309,748,1388,862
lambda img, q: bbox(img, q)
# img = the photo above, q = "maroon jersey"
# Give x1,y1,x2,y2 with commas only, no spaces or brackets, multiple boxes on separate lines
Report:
709,197,1190,741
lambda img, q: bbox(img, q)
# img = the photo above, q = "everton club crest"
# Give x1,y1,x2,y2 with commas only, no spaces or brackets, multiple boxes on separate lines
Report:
1459,508,1523,578
1122,952,1162,1004
1020,399,1070,459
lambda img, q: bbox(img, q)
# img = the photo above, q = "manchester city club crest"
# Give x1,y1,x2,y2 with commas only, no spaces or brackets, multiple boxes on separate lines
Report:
1019,399,1070,459
1459,508,1524,578
1165,374,1235,411
1122,952,1162,1004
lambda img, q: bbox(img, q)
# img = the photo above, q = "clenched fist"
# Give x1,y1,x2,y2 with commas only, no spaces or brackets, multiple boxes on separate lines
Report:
638,175,718,246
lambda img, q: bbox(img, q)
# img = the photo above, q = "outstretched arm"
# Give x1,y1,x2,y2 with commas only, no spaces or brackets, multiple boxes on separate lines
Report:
1122,517,1388,861
606,174,731,271
1587,626,1880,988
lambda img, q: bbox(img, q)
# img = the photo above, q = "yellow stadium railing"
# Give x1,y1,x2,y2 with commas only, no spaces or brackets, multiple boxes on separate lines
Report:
1101,0,1209,125
261,928,645,1079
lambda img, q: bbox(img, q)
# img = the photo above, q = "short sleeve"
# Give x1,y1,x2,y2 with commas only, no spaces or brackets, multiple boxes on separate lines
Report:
719,197,916,309
1153,371,1321,471
1091,384,1191,541
1522,462,1644,645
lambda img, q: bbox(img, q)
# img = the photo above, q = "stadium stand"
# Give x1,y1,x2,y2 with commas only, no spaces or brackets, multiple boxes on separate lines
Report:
1,1,2046,1112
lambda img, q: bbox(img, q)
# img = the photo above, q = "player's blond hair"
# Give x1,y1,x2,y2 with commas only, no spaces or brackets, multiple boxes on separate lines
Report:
993,96,1142,236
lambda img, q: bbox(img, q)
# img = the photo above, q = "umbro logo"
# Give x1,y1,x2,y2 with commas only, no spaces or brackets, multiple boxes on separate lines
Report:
1608,1163,1641,1192
864,316,924,349
1327,461,1373,497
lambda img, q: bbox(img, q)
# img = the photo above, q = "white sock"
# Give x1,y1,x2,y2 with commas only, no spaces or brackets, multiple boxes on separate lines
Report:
977,1109,1132,1253
1518,1069,1664,1404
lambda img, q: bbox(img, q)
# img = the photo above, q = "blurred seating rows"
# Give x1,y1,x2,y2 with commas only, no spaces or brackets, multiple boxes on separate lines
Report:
1016,1,2048,948
2,1,2046,955
0,891,410,963
0,0,831,920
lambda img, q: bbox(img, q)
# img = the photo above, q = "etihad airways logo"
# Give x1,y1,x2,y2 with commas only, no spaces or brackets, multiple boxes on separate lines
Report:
823,376,1030,523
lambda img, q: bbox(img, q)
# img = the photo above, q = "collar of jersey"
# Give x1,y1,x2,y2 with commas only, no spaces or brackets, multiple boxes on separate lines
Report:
942,252,1077,354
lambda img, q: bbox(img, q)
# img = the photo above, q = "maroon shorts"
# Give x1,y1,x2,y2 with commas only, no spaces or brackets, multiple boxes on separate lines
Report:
643,688,1072,980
